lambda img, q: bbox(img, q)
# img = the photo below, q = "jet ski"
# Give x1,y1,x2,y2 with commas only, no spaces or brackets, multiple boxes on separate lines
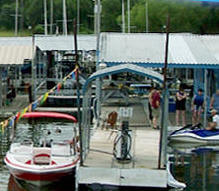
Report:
168,124,219,144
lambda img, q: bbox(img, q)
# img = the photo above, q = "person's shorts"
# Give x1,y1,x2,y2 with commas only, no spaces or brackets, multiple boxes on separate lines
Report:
152,108,160,118
176,102,186,110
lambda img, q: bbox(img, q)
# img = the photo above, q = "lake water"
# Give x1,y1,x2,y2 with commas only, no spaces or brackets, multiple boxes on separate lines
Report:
1,120,219,191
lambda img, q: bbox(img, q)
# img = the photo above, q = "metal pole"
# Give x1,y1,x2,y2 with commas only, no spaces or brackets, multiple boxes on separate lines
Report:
15,0,19,36
74,19,83,166
77,0,80,34
96,0,101,122
145,0,149,33
163,14,170,90
122,0,125,33
50,0,53,34
63,0,68,35
44,0,48,35
203,69,208,127
158,14,170,169
20,0,24,32
94,0,97,34
127,0,130,33
32,35,36,101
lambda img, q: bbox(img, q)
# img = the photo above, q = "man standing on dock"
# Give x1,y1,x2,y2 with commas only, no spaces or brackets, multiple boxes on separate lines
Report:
149,86,161,129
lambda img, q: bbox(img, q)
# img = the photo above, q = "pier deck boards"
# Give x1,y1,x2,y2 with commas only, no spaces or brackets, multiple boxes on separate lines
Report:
79,127,167,188
84,127,160,169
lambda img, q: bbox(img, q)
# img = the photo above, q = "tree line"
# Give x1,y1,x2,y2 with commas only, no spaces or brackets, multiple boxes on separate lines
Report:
0,0,218,35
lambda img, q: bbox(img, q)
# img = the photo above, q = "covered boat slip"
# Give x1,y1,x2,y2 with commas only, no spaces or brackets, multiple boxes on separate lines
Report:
79,104,167,188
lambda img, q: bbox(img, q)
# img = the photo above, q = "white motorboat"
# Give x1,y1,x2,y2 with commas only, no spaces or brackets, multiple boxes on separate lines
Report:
4,112,80,186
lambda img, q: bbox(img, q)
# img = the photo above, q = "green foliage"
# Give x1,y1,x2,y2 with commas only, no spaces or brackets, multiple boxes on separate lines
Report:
0,3,15,30
102,0,122,32
33,24,44,34
130,0,219,34
0,0,218,35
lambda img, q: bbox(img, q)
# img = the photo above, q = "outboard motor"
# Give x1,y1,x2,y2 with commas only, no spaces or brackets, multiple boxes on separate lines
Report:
113,121,132,161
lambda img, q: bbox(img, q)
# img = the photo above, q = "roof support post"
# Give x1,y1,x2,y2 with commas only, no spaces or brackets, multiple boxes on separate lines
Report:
203,69,208,128
95,0,102,125
32,35,36,102
159,14,170,169
159,88,169,168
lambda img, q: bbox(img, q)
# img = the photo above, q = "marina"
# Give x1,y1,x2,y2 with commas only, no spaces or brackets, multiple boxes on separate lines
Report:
0,6,218,190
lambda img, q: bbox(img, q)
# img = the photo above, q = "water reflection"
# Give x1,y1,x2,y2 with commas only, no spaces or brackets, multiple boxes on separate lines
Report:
8,174,75,191
170,145,219,191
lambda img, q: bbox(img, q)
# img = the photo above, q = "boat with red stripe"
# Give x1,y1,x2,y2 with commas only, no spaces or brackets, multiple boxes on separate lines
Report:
4,112,80,187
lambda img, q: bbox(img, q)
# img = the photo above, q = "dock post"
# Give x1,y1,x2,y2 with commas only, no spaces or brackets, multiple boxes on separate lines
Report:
74,18,83,166
31,35,36,101
203,69,208,128
159,13,170,169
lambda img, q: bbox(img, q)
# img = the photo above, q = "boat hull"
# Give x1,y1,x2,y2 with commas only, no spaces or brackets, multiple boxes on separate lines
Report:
5,156,79,186
169,132,219,144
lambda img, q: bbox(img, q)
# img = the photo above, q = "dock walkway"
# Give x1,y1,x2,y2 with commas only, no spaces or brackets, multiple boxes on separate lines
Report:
78,103,168,188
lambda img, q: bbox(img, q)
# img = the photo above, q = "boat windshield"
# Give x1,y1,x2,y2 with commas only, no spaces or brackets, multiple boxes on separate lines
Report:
12,120,77,147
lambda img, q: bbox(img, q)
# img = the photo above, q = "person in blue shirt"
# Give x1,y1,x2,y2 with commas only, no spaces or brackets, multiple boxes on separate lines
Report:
210,89,219,114
191,88,204,125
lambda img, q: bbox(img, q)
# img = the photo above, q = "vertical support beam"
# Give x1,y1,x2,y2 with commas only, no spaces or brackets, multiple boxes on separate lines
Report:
63,0,68,35
32,35,36,101
38,52,42,82
50,0,53,34
94,1,97,34
44,0,48,35
15,0,19,36
145,0,149,33
19,65,22,86
160,89,169,168
96,0,101,122
20,0,24,32
158,14,170,169
77,0,80,34
0,67,3,108
43,52,47,89
185,68,188,81
14,66,18,94
122,0,125,33
203,69,208,128
127,0,130,33
74,19,83,166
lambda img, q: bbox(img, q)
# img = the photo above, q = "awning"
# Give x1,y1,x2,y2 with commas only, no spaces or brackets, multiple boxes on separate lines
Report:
100,33,219,69
83,64,164,94
0,45,32,66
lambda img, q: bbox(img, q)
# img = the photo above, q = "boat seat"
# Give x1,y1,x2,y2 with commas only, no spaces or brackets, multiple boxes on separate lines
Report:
33,148,51,165
51,142,71,156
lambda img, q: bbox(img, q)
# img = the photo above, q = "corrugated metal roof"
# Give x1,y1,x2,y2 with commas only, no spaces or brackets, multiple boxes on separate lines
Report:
0,35,96,65
0,45,32,65
100,33,219,69
0,35,96,51
35,35,96,51
0,33,218,68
